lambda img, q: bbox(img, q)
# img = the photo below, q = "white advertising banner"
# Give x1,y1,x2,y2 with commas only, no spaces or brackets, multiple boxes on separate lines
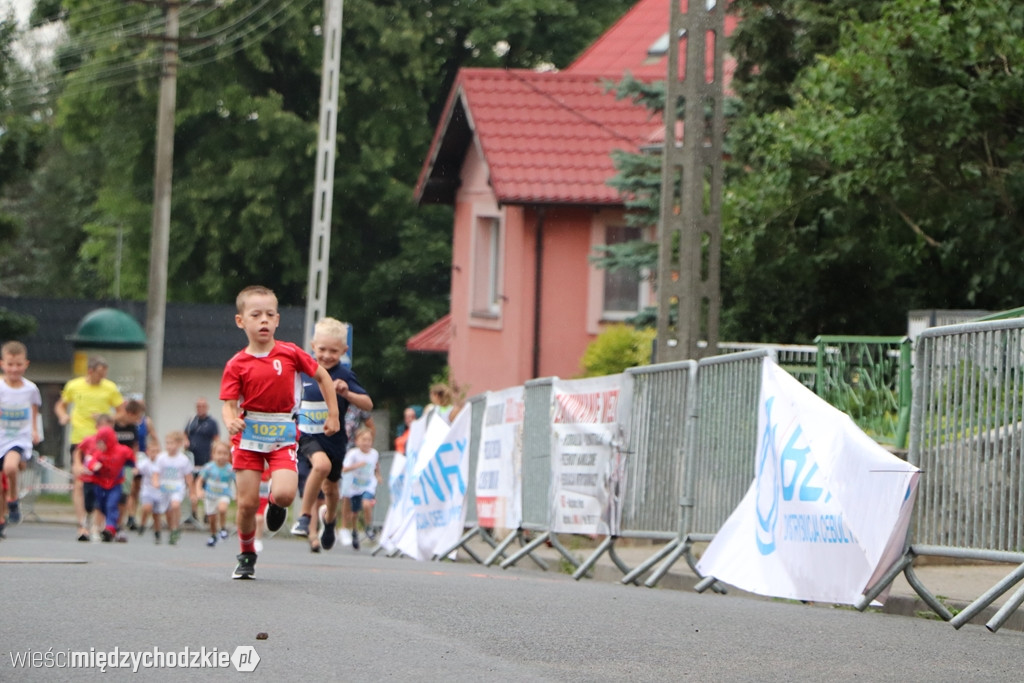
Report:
394,408,472,561
696,358,920,605
475,386,525,530
550,375,629,537
379,415,427,552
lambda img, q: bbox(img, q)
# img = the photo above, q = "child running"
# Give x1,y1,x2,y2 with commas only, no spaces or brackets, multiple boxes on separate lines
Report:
197,440,235,546
341,426,380,551
153,431,194,546
220,285,340,579
292,317,372,552
0,341,42,535
135,436,166,543
81,425,136,542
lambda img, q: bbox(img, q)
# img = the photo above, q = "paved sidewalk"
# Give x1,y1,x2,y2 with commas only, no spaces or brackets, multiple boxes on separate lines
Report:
17,501,1024,632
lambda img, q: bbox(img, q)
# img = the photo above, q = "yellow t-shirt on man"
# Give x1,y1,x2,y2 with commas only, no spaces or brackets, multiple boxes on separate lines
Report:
61,376,124,445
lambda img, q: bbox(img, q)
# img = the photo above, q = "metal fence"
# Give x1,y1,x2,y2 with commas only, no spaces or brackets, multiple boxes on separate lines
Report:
860,318,1024,632
815,335,912,448
619,361,697,539
624,349,771,587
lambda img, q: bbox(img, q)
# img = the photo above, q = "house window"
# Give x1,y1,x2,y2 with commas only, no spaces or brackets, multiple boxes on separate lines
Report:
472,216,501,317
603,225,643,317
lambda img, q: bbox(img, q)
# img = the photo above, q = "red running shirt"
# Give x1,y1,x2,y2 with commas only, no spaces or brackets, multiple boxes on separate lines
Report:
220,341,320,415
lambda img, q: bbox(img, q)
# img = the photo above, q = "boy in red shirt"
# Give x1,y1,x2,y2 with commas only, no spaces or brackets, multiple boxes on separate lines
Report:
220,286,340,579
82,425,136,542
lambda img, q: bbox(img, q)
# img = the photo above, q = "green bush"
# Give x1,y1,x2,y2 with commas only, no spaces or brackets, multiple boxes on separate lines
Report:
580,324,656,377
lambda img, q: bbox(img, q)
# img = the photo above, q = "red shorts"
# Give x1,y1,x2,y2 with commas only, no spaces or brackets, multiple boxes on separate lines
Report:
230,433,298,474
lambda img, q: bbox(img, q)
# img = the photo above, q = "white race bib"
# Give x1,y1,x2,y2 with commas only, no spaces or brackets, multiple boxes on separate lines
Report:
240,412,297,452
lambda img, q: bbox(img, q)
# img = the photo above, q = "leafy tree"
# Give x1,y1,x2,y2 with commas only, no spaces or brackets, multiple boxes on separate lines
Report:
2,0,637,414
603,0,1024,344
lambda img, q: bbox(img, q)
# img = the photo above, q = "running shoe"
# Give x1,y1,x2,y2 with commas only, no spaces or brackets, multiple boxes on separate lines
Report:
115,532,128,543
339,527,352,547
351,530,360,551
169,529,181,545
8,501,21,525
319,505,335,551
101,529,114,542
254,539,264,553
219,528,229,540
0,521,7,539
232,552,257,580
154,531,161,545
290,514,310,537
207,535,217,547
265,503,287,533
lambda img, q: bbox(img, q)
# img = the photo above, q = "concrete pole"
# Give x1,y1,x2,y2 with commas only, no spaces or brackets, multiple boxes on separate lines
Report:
655,0,725,362
145,1,180,419
304,0,344,347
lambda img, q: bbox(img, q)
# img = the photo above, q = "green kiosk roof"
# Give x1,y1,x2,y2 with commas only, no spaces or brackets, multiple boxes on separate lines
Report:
68,308,147,349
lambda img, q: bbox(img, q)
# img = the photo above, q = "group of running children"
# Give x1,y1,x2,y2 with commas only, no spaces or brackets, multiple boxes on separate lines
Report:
0,285,382,579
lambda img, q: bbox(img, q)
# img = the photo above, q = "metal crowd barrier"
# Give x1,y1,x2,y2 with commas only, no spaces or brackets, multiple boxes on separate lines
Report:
437,395,504,563
574,361,696,583
372,450,396,531
628,348,771,588
498,377,573,570
859,319,1024,632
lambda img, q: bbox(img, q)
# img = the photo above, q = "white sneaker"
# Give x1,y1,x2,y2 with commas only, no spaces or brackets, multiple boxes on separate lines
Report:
254,539,264,553
339,528,352,547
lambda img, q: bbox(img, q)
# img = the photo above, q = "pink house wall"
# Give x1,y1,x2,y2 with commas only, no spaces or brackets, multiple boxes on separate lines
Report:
448,145,635,396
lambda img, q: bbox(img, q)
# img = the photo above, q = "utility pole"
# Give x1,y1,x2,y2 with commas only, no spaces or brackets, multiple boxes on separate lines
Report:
304,0,344,346
144,0,180,419
655,0,725,362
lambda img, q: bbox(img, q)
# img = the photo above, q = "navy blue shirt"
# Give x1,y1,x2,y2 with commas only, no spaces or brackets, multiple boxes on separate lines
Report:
298,363,367,459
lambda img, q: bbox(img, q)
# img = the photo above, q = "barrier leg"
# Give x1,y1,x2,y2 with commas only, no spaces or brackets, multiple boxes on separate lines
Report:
644,541,688,588
606,543,632,576
572,536,613,581
501,531,550,569
621,539,678,585
435,526,482,563
950,562,1024,629
484,529,521,567
549,534,581,571
986,579,1024,633
856,552,914,611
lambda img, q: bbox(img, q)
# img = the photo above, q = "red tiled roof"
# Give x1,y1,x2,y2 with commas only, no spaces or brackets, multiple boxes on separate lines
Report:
416,68,660,205
414,0,738,206
569,0,738,85
406,313,452,353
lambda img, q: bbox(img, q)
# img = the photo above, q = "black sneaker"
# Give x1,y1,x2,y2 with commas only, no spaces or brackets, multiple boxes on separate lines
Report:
290,514,310,537
232,552,257,579
320,508,336,551
101,529,114,542
265,503,287,533
0,521,6,539
126,517,139,531
351,530,359,551
8,501,21,525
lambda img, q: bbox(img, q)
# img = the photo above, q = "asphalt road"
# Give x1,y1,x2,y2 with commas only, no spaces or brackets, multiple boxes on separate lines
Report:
2,524,1023,681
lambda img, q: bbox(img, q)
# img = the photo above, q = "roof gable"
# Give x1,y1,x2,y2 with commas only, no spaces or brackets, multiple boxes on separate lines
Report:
416,68,659,206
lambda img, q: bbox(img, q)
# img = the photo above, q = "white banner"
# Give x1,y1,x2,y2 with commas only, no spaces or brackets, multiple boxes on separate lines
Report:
393,408,472,561
696,358,920,605
475,386,525,530
550,375,629,537
378,415,427,552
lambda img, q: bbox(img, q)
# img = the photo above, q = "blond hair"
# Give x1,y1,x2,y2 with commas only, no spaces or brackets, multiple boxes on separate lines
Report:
1,341,27,357
235,285,277,313
313,317,349,344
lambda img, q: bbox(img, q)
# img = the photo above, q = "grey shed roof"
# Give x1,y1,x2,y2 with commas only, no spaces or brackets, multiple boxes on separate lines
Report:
0,296,306,369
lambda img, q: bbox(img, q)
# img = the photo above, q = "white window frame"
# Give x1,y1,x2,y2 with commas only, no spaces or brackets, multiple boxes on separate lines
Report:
470,214,503,320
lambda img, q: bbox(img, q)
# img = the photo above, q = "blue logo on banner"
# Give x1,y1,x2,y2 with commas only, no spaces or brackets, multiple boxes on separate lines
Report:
756,396,833,556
